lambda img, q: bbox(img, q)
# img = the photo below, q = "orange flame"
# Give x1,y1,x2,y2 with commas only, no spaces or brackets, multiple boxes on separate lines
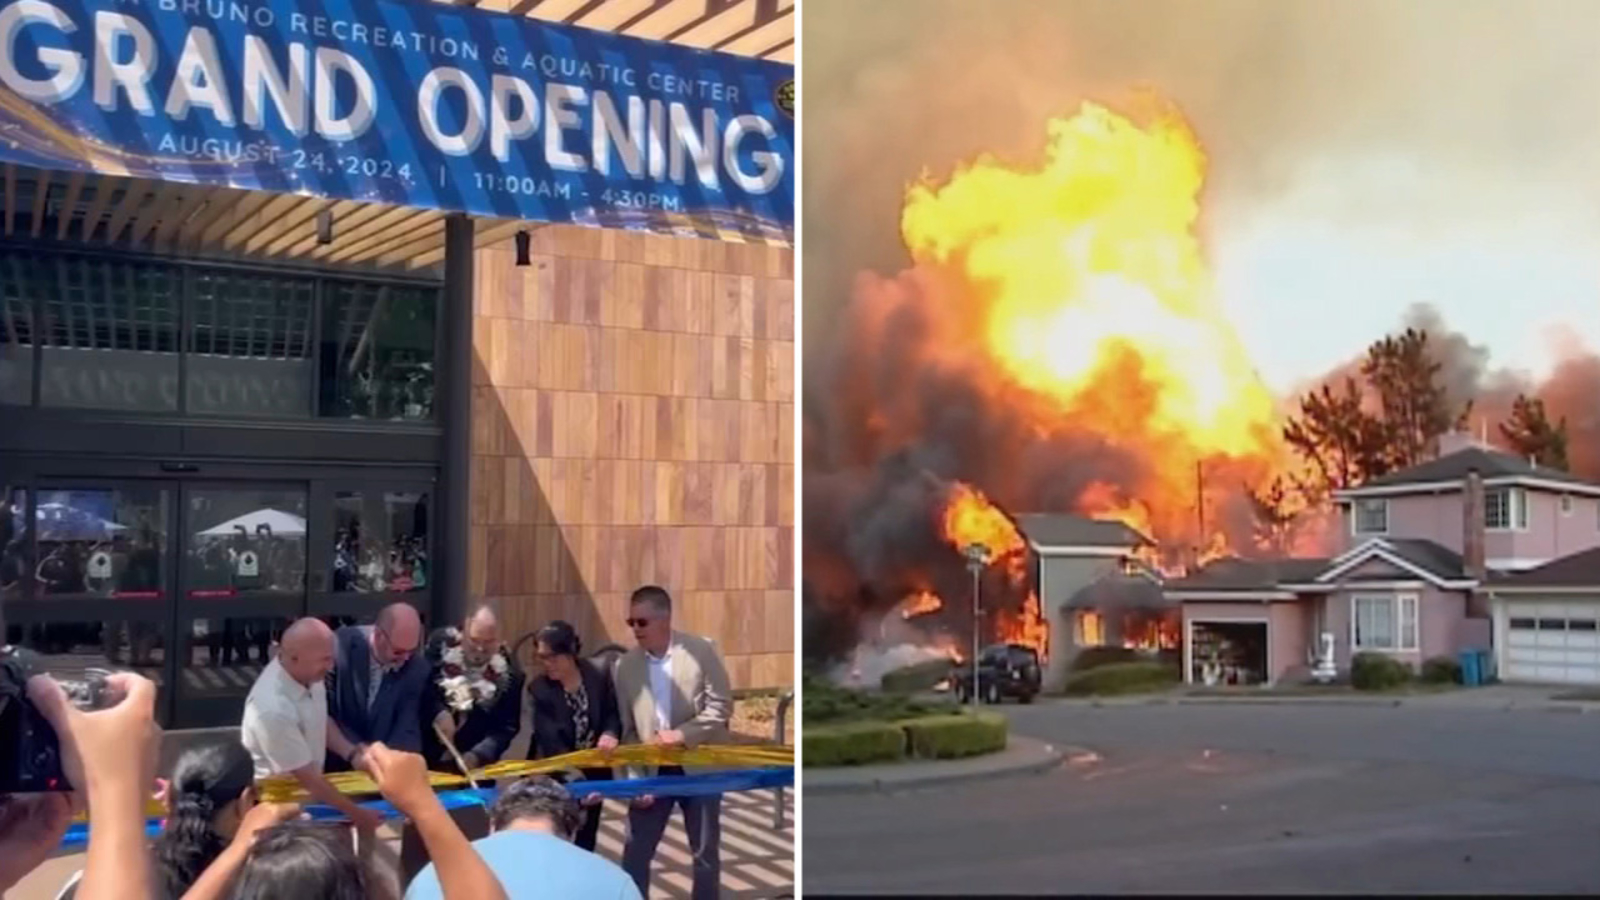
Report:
996,591,1050,657
940,483,1025,561
899,98,1299,562
936,483,1049,660
901,590,943,619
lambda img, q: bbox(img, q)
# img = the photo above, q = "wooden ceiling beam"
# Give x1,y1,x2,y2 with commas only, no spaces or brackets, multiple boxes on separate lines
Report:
198,190,276,251
27,168,53,239
129,182,182,247
3,165,16,237
318,207,435,263
55,172,87,242
77,175,114,242
308,204,416,261
717,7,791,56
276,200,386,259
668,0,756,47
620,0,704,40
244,196,331,255
221,193,302,250
575,0,653,31
102,179,152,245
153,186,216,250
368,221,446,267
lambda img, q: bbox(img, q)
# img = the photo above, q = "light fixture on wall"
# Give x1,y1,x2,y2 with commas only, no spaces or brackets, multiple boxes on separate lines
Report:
316,209,334,245
514,230,531,266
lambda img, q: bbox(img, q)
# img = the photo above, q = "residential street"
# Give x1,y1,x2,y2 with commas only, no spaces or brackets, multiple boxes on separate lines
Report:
804,701,1600,895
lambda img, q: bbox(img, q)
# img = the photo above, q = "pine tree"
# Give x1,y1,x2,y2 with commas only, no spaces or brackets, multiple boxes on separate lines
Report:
1499,394,1569,470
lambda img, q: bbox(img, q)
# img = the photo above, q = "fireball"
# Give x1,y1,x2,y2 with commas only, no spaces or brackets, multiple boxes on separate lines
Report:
900,99,1291,556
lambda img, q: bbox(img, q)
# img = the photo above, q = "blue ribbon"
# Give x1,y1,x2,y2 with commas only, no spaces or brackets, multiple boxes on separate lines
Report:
59,767,792,850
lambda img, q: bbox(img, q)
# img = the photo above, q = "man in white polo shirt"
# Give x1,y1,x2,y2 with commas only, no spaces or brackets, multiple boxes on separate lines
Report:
240,616,382,830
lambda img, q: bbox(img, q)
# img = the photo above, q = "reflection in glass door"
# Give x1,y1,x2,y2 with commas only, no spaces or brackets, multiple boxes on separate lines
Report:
172,483,308,728
3,482,175,713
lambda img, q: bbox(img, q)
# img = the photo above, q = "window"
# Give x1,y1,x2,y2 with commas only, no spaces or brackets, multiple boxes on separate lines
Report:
320,283,436,421
1352,594,1419,651
1484,487,1527,530
1076,611,1105,646
1560,495,1574,516
1352,499,1389,535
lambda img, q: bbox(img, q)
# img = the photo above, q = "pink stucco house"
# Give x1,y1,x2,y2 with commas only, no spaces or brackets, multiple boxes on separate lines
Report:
1165,434,1600,687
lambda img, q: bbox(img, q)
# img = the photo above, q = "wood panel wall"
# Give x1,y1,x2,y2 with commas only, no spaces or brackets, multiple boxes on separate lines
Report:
467,224,794,689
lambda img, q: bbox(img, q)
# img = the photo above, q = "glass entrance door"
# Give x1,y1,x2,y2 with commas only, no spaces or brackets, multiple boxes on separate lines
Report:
3,467,435,729
171,482,309,728
6,480,177,716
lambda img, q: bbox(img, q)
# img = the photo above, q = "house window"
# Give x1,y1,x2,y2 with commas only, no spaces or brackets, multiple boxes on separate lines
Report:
1560,495,1573,516
1352,594,1418,651
1352,499,1388,535
1484,487,1527,530
1076,611,1106,647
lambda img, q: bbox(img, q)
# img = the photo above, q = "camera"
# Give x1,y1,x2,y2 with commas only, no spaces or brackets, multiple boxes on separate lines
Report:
0,645,112,793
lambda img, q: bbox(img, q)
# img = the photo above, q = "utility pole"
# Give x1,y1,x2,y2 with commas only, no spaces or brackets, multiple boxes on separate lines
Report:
964,543,989,707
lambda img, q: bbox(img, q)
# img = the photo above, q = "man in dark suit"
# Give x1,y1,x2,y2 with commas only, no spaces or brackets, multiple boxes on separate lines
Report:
324,602,429,772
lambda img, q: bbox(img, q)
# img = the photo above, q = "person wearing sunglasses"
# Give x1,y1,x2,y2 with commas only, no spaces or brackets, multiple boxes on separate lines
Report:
614,586,732,900
526,620,621,852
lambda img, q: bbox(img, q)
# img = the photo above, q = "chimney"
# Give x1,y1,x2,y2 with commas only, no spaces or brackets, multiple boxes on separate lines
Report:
1438,430,1482,459
1462,468,1488,617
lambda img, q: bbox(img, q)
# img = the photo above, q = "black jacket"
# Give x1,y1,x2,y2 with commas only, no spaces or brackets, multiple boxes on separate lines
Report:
528,657,621,777
419,628,525,769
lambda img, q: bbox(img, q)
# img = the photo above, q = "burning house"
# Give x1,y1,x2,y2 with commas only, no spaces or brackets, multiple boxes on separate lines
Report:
802,99,1306,681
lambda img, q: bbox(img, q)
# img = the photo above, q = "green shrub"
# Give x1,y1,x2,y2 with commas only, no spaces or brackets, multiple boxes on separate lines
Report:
1351,652,1413,690
801,679,946,725
1420,655,1462,685
802,721,906,767
880,658,956,694
898,713,1007,760
1061,661,1178,696
1069,647,1140,672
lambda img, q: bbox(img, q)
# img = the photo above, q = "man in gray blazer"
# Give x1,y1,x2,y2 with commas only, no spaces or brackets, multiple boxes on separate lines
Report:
615,585,733,900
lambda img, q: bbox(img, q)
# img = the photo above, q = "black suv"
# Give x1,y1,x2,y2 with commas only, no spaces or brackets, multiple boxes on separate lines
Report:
952,643,1042,704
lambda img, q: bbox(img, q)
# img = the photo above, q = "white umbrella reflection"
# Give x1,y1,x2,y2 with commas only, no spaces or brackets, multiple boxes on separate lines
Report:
196,509,307,537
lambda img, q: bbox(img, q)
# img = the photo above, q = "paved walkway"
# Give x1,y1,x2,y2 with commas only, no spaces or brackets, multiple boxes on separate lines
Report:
7,788,793,900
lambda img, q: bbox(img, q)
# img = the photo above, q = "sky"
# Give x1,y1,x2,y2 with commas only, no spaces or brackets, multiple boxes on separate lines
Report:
802,0,1600,395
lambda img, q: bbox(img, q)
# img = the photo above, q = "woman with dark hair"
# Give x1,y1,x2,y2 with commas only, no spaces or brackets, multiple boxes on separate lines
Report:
527,620,622,852
151,739,259,899
228,821,373,900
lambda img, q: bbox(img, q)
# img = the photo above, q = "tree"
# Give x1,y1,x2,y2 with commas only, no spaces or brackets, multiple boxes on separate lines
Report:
1499,394,1568,470
1280,376,1390,505
1360,328,1461,470
1264,328,1469,540
1247,475,1305,556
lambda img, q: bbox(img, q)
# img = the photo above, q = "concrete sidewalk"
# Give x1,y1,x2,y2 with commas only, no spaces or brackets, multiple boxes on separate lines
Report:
6,790,794,900
805,734,1067,796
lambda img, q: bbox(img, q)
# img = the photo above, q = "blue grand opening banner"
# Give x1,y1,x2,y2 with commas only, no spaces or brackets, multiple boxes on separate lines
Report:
0,0,794,241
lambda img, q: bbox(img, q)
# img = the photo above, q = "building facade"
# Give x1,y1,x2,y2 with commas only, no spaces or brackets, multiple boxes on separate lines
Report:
0,0,794,729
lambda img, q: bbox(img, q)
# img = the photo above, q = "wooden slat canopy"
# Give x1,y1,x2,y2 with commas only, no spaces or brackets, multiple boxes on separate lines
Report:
0,0,792,274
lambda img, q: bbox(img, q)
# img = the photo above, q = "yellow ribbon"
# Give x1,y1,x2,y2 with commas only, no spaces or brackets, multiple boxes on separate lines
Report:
255,743,793,803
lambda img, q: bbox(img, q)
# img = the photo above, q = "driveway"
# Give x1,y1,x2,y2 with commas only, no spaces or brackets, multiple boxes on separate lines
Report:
804,702,1600,895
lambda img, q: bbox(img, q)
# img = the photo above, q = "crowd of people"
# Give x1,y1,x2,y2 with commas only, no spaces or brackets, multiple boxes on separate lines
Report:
0,585,738,900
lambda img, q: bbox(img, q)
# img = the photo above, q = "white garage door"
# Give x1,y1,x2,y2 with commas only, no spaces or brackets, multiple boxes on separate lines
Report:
1504,602,1600,685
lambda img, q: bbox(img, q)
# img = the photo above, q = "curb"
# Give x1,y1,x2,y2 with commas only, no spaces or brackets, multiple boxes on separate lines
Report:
1171,697,1405,709
803,735,1066,796
1056,694,1600,714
